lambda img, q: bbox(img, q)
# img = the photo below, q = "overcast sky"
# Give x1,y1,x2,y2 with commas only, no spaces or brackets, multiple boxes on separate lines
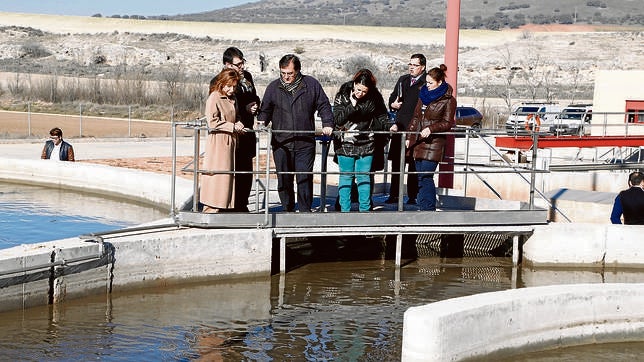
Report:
0,0,256,16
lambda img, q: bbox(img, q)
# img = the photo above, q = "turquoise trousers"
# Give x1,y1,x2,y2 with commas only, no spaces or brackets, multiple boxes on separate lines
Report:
337,154,373,212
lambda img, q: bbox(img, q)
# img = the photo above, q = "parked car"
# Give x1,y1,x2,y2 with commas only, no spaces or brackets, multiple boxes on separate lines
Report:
454,106,483,130
549,104,592,136
505,102,561,135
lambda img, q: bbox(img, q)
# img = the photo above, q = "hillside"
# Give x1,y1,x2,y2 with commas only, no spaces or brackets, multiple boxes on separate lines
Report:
153,0,644,29
0,12,642,123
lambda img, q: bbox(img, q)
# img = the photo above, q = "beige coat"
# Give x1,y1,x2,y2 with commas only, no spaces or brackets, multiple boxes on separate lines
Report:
200,91,239,209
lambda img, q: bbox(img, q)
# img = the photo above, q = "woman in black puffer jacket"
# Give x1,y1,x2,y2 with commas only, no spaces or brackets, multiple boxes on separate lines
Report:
333,69,389,212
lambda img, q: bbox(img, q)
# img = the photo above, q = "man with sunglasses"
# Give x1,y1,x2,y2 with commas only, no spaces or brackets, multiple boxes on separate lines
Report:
41,127,74,161
223,47,261,212
386,53,426,205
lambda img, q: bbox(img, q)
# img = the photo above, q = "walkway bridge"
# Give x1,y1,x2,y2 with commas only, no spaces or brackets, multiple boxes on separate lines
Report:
169,121,552,270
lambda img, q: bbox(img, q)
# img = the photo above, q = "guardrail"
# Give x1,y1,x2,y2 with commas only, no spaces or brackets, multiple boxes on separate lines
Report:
169,121,565,221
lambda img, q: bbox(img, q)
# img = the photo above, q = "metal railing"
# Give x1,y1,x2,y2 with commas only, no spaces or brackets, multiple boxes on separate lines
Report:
169,121,561,221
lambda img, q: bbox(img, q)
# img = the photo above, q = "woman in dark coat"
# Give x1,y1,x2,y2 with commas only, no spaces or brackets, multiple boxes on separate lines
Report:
333,68,389,212
406,64,456,211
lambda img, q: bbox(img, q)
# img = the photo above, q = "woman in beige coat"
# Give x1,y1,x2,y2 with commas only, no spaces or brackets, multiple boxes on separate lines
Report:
200,69,244,213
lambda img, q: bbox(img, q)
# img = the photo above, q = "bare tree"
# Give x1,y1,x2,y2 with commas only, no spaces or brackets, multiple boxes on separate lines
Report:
519,52,545,101
161,63,187,118
567,64,581,104
491,47,518,112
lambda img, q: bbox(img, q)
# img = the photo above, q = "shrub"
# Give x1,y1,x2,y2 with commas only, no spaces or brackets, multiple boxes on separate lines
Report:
19,43,51,59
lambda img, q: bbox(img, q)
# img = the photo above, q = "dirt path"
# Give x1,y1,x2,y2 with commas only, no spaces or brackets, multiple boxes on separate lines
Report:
1,110,192,139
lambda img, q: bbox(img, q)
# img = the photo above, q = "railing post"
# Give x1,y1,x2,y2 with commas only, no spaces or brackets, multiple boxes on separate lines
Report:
397,132,406,211
27,101,31,137
464,129,471,196
265,128,272,224
529,131,539,209
192,126,201,212
170,120,177,218
79,103,83,138
318,136,330,212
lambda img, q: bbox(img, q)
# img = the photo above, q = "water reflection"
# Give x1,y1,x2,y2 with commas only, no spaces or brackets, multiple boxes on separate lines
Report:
0,242,643,360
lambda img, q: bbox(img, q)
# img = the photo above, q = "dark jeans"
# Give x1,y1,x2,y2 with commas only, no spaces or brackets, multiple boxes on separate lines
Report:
273,145,315,212
415,159,439,211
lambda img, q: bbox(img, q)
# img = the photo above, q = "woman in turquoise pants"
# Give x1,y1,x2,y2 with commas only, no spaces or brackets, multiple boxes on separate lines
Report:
332,69,389,212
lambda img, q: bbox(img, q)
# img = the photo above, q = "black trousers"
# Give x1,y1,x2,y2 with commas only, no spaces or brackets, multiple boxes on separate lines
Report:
272,145,315,212
389,154,418,200
233,155,253,212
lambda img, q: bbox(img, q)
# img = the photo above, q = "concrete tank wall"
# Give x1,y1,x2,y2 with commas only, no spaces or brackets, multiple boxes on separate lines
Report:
524,223,644,267
402,283,644,361
0,226,273,313
0,157,194,210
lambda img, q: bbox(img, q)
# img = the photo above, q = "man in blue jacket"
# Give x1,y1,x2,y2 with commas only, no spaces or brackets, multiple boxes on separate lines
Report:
610,171,644,225
258,54,333,212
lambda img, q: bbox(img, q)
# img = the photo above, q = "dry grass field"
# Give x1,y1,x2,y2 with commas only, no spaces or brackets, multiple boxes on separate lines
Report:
1,12,641,114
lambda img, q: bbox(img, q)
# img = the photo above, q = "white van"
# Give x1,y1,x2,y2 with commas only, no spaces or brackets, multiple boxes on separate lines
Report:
505,102,561,135
549,104,593,136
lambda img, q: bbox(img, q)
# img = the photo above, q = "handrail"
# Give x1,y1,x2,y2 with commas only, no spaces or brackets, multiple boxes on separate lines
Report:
169,122,599,222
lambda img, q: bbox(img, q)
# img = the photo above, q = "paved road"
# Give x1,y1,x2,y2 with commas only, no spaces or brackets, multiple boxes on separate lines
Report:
0,137,196,160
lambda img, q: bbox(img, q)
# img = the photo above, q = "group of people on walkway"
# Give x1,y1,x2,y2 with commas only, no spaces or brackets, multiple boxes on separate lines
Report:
36,48,644,223
198,48,456,214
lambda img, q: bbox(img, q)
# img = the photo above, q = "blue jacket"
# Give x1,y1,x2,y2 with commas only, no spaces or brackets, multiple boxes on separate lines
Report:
258,74,333,150
611,187,644,224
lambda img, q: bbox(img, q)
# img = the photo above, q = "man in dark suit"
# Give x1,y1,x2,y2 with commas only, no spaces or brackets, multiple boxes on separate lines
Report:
386,53,426,204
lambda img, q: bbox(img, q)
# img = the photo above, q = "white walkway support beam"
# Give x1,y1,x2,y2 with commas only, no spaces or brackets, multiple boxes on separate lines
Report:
402,283,644,361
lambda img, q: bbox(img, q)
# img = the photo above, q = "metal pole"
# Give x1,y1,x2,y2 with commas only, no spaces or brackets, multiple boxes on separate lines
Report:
254,129,261,213
398,132,406,211
440,0,461,189
280,236,287,273
192,127,201,212
265,128,272,224
529,132,539,208
79,103,83,137
395,233,402,267
170,121,177,218
319,137,330,212
128,105,132,138
463,129,471,196
27,102,31,136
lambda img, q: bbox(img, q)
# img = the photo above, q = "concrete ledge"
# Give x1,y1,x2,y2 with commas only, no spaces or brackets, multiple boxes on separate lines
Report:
524,223,644,267
0,157,193,210
402,283,644,361
0,225,273,312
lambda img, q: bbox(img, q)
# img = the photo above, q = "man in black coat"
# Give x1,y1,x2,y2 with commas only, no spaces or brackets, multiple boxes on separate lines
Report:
386,53,426,204
223,47,261,212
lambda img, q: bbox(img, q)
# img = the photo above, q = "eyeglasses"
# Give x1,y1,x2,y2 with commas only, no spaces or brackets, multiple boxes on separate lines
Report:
408,63,422,68
231,59,246,68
